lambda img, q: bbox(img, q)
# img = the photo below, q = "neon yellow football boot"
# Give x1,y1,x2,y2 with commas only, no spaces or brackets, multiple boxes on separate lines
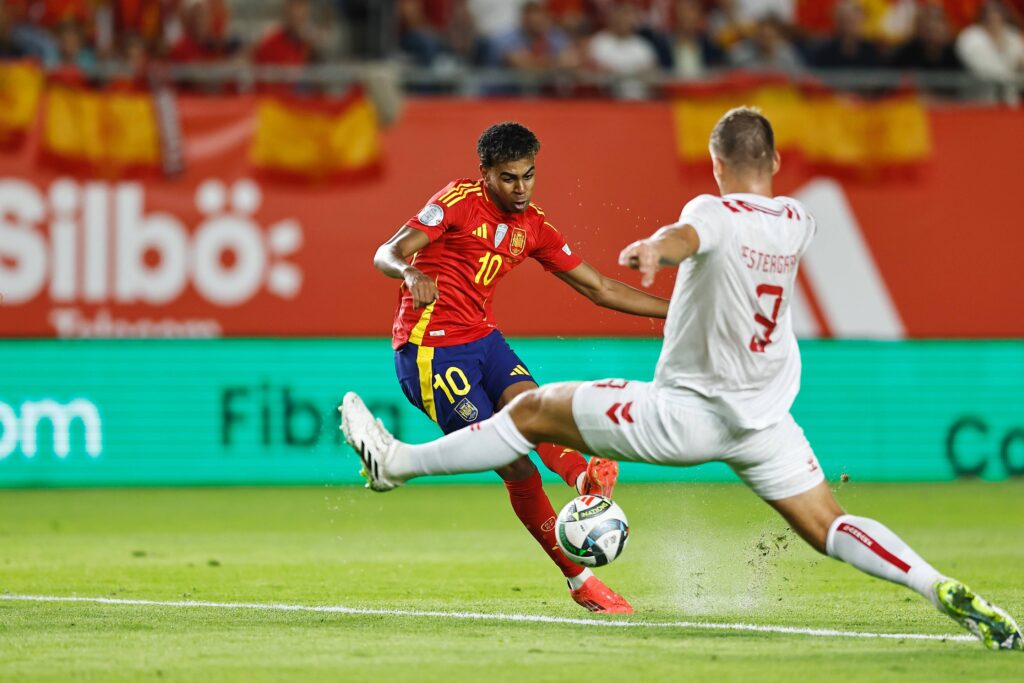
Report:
935,579,1023,651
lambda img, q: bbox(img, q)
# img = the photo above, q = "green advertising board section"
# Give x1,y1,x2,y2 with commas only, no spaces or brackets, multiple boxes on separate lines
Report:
0,339,1022,488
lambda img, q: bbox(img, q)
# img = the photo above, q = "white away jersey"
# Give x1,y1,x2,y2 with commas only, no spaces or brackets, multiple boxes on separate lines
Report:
653,193,816,429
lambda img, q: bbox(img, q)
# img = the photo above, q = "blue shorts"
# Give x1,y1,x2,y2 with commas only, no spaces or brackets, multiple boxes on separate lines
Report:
395,330,536,435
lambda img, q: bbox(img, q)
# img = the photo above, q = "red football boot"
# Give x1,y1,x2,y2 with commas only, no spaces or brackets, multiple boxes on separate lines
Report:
569,576,633,614
581,457,619,499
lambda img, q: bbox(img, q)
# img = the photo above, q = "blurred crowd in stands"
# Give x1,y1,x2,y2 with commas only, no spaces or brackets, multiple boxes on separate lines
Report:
400,0,1024,100
0,1,305,75
0,0,1021,102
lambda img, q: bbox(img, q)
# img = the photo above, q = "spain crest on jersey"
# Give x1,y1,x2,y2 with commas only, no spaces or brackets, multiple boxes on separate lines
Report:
509,227,527,256
455,398,479,422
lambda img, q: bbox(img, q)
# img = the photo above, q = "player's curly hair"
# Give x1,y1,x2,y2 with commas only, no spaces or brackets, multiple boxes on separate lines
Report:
710,107,775,174
477,122,540,168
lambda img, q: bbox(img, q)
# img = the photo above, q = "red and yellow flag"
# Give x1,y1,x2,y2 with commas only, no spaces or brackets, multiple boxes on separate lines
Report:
0,61,44,150
249,87,381,180
670,76,931,174
42,83,162,175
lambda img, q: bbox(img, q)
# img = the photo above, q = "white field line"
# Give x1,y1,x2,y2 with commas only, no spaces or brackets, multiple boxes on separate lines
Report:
0,593,975,644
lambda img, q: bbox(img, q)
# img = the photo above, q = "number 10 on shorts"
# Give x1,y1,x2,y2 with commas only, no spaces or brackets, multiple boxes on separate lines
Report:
434,366,471,403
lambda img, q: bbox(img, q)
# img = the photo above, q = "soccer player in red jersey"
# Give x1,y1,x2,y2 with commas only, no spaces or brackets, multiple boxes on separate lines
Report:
372,122,668,613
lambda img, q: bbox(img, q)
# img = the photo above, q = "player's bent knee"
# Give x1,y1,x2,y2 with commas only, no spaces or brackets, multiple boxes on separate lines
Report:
506,388,543,420
505,389,546,441
535,383,581,423
497,380,539,410
506,382,583,446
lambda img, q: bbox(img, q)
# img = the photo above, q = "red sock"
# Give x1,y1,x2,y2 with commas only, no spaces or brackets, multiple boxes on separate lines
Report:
535,443,587,490
504,471,584,578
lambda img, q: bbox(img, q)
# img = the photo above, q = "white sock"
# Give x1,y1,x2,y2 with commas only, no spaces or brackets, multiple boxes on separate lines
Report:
575,471,586,495
567,568,594,591
826,514,946,609
391,411,535,480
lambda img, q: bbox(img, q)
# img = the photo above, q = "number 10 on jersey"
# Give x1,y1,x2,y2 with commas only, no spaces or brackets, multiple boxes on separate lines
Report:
475,252,503,285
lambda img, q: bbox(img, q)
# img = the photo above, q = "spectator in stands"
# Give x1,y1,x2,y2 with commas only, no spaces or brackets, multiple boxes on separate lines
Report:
810,0,880,68
587,0,676,33
491,1,580,70
588,1,660,95
670,0,724,78
546,0,589,35
467,0,532,38
398,0,446,66
794,0,932,41
634,6,676,70
733,0,795,25
0,4,27,58
398,0,489,74
586,0,677,70
797,0,915,43
873,0,918,44
108,30,150,90
335,0,395,58
50,18,93,84
943,0,990,32
3,0,58,63
40,0,91,27
411,0,454,28
707,0,752,48
729,14,804,72
890,3,962,71
111,0,168,56
641,0,678,33
955,0,1024,104
253,0,317,65
167,0,240,62
445,0,489,66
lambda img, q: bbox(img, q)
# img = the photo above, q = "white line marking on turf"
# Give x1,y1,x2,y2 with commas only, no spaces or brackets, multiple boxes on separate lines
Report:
0,594,975,643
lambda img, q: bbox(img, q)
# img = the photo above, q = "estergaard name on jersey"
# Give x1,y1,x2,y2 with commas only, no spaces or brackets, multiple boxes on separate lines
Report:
740,245,800,275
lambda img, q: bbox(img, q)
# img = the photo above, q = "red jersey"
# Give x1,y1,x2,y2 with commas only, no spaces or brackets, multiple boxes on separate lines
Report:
253,27,311,65
167,36,224,62
392,178,582,349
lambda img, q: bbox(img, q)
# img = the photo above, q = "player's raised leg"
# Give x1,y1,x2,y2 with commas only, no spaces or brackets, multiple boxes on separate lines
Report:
768,481,1022,651
341,383,586,490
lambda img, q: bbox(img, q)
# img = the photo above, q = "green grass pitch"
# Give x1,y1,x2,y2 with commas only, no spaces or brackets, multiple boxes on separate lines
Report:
1,481,1022,682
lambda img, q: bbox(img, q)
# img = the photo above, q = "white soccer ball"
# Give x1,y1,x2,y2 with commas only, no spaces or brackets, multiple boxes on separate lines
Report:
555,495,630,567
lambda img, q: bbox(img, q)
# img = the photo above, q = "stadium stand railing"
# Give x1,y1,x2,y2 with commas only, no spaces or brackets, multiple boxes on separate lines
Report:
78,61,1024,102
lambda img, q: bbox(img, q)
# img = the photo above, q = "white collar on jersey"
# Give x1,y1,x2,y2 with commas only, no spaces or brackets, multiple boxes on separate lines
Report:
722,192,783,209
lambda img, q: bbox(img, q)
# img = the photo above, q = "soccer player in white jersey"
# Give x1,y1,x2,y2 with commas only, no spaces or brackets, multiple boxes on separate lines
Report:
340,107,1022,651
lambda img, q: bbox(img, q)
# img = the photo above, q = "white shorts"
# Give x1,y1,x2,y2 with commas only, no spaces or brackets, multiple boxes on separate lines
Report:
571,379,824,501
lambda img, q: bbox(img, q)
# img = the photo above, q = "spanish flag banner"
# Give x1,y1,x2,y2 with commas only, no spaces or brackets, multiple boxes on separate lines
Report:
0,61,44,149
670,76,931,174
42,84,162,175
249,86,381,180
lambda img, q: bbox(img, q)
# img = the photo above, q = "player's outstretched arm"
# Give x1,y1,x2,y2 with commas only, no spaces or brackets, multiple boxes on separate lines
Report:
554,261,669,319
618,224,700,287
373,226,438,309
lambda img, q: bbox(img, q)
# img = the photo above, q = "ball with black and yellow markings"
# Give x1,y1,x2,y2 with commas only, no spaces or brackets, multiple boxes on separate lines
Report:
556,495,630,567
